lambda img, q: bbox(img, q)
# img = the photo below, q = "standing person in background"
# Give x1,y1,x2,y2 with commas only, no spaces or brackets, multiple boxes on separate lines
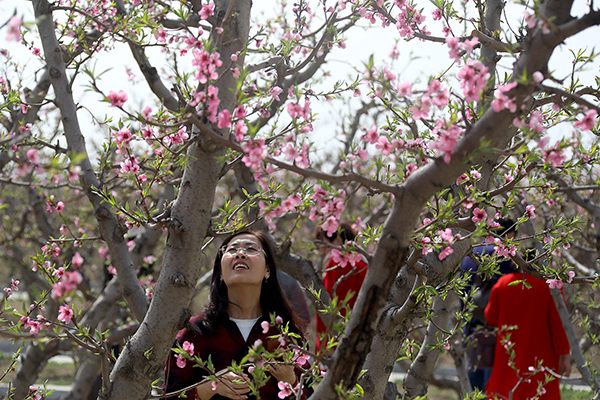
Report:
314,223,368,354
164,230,308,400
460,218,517,391
485,270,571,399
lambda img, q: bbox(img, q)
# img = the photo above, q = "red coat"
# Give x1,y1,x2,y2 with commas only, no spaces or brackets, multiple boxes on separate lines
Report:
484,273,570,400
316,255,368,352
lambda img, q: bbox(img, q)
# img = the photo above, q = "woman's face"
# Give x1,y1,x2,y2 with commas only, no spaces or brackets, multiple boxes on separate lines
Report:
220,234,270,289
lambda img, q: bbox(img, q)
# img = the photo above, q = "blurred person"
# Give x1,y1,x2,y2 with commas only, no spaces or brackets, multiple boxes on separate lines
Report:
314,222,368,353
460,218,517,391
485,268,571,399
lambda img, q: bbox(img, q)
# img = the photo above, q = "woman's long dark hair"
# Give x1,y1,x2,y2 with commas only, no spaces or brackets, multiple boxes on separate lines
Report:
203,230,305,335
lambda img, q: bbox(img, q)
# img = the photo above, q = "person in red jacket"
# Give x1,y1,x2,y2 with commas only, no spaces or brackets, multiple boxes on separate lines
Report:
484,271,571,399
314,223,368,354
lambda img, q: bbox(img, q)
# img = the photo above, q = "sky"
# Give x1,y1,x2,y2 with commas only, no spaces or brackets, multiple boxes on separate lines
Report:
0,0,599,157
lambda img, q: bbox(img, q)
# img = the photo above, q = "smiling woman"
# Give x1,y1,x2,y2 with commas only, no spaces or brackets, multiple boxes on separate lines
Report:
163,230,308,400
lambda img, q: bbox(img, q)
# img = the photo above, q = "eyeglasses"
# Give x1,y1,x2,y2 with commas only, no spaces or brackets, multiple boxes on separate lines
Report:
222,244,264,257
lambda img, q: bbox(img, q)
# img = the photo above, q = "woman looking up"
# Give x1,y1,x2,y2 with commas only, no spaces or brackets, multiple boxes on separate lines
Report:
164,231,307,400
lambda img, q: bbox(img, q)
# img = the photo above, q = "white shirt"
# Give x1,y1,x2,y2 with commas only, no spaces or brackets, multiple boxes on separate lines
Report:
230,317,261,341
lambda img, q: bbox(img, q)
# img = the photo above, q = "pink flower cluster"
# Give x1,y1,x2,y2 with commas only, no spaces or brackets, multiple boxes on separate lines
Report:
437,228,462,260
491,82,518,112
3,279,19,296
543,143,566,168
394,2,427,38
112,128,133,154
192,49,222,84
287,98,311,120
282,143,310,168
574,109,597,131
107,90,128,107
58,304,74,324
191,85,220,123
308,187,346,237
52,270,83,299
457,59,490,103
176,340,195,368
446,36,479,63
429,120,465,163
20,315,48,335
472,207,487,223
162,127,190,147
241,138,268,169
330,249,363,269
120,155,140,175
198,2,215,20
6,16,21,42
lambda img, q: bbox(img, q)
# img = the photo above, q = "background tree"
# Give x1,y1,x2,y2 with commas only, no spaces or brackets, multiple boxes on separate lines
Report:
1,0,600,400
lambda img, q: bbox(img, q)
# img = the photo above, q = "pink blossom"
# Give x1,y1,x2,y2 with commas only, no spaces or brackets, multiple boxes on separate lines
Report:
112,128,133,153
292,348,310,366
532,71,544,82
282,194,302,210
472,208,487,223
199,2,215,20
457,59,490,103
495,243,516,258
175,355,187,368
182,341,195,356
410,94,432,120
120,155,140,175
375,136,394,155
460,37,479,55
107,90,128,107
574,109,597,131
271,86,283,101
438,228,455,244
57,304,74,324
321,216,339,238
275,315,283,325
397,81,412,97
6,16,21,42
432,9,443,21
362,124,379,144
439,246,454,260
544,144,566,168
526,205,536,219
26,149,40,165
261,320,270,333
192,50,222,84
56,201,64,213
278,381,293,399
154,28,167,42
72,252,84,268
217,109,232,129
491,82,518,112
234,120,248,141
211,381,218,391
546,279,563,290
524,11,537,29
446,37,461,62
429,121,464,163
528,110,546,133
241,138,268,169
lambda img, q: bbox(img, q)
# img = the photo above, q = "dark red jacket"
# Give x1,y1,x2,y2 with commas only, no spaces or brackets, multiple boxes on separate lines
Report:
164,313,307,400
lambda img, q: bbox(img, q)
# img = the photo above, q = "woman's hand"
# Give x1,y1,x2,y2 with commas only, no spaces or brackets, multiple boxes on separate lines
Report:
267,360,297,386
196,371,251,400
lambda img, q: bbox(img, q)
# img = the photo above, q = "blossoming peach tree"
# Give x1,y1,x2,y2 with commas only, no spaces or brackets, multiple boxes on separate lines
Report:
1,0,600,399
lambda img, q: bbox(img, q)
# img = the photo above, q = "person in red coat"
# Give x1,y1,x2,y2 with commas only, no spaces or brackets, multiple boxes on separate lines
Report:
484,271,571,399
314,223,368,353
